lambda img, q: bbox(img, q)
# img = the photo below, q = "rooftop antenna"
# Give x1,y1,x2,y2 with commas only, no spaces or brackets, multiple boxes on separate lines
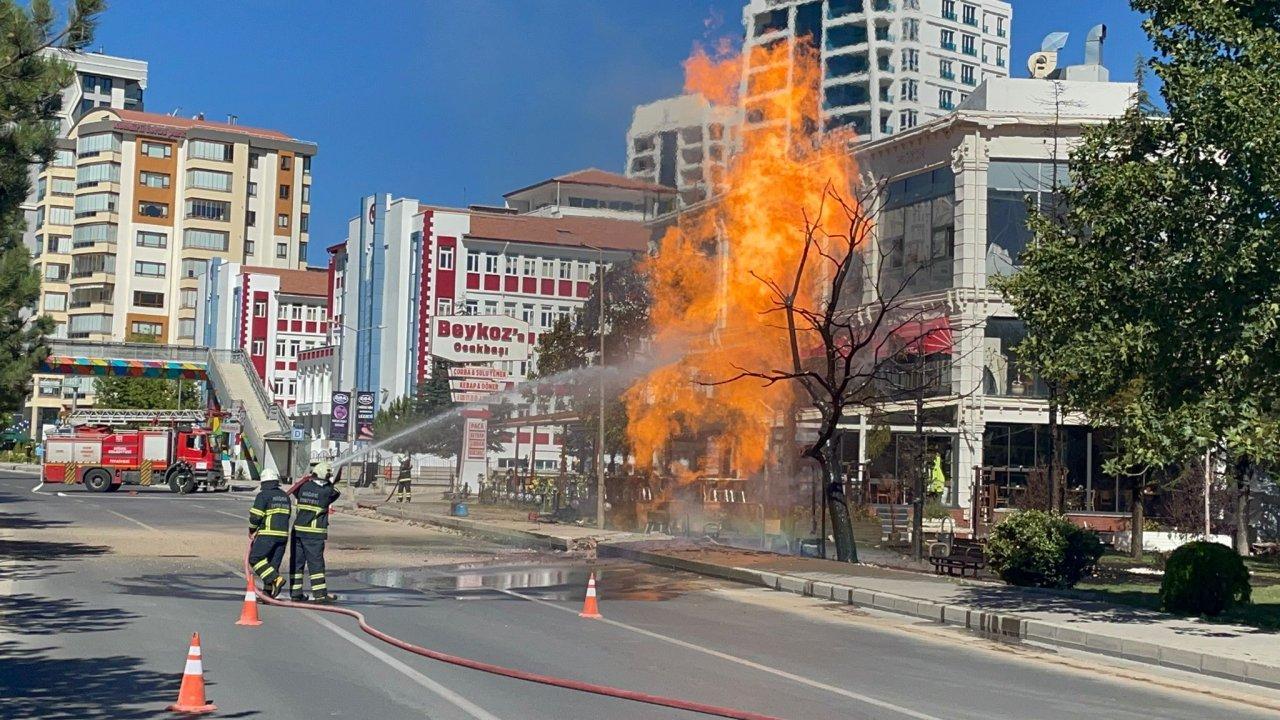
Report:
169,107,182,116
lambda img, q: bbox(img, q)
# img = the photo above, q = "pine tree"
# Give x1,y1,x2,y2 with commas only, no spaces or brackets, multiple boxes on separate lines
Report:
0,1,104,411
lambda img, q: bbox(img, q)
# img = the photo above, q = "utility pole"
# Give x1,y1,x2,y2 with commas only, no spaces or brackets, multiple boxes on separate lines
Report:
595,247,606,530
912,350,925,562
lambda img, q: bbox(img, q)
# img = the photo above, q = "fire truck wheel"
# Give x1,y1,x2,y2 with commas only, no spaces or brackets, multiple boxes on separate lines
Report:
105,481,121,492
167,469,196,495
83,469,113,493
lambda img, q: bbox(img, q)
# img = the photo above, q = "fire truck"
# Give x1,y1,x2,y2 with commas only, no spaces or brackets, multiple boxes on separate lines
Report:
41,409,229,493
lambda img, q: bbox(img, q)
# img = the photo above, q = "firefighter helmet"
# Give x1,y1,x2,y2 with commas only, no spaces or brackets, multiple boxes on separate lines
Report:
312,461,332,480
259,468,280,484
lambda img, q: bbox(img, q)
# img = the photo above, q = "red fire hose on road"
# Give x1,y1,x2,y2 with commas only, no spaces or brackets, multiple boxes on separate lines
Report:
243,553,784,720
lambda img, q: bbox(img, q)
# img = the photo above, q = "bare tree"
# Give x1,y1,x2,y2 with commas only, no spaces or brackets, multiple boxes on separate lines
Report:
710,180,978,562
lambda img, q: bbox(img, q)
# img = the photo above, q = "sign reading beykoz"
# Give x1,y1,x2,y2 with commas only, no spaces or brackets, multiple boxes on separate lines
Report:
431,315,531,363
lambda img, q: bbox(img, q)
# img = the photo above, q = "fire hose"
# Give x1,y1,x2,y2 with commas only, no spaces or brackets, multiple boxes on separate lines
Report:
243,550,784,720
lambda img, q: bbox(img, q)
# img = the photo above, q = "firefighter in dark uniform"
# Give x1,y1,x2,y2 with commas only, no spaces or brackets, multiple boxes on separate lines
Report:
247,468,289,597
288,461,341,603
395,453,412,503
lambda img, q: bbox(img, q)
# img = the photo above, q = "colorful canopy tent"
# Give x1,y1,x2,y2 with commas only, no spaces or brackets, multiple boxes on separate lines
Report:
40,355,207,380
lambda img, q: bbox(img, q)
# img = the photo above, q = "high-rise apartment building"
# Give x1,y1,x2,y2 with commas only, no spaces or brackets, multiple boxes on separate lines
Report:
625,94,741,207
30,108,316,347
741,0,1011,140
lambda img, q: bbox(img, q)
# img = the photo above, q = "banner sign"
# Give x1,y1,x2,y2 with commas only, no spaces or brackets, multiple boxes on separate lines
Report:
449,379,502,393
451,392,493,404
329,391,350,441
430,315,532,363
355,391,376,441
448,365,509,380
463,415,487,461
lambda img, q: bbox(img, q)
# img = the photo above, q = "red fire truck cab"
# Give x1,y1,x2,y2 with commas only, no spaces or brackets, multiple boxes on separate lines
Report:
42,426,226,493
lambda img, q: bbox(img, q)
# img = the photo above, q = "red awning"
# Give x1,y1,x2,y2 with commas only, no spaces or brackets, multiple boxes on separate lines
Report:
892,317,953,355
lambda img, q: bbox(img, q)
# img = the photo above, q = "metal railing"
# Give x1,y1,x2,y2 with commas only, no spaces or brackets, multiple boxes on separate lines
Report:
46,339,209,363
207,349,290,434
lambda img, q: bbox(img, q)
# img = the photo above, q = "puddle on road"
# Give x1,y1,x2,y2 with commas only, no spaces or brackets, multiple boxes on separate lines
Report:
351,562,708,602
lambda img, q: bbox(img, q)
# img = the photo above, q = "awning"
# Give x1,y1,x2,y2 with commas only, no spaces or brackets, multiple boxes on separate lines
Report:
892,317,953,355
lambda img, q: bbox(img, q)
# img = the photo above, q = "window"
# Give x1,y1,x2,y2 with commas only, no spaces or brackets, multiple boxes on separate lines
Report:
939,89,955,110
940,30,955,51
903,78,918,101
961,34,976,56
997,16,1007,37
900,49,918,72
276,213,289,228
252,339,265,355
278,184,291,200
466,252,479,272
276,303,288,319
71,254,112,277
136,231,167,248
76,162,120,186
900,109,918,129
275,340,286,357
181,258,208,278
249,153,260,169
49,206,74,225
185,198,230,221
464,299,478,315
188,140,231,162
996,45,1006,67
505,255,518,275
902,18,919,41
44,263,69,281
187,169,232,191
255,300,268,318
184,228,229,251
291,305,302,320
939,59,954,80
50,148,74,168
541,259,554,277
180,288,198,308
436,299,453,315
46,235,69,253
139,171,170,188
484,253,498,273
72,223,115,247
76,133,120,157
43,292,66,312
961,63,976,85
138,201,169,218
245,240,255,255
302,155,311,173
942,0,956,20
280,155,292,171
300,213,309,232
276,242,288,259
301,184,310,202
558,261,572,280
438,245,454,270
178,319,195,338
962,4,977,25
141,141,172,158
134,260,165,277
51,178,74,196
523,257,536,276
576,262,591,280
130,321,162,338
133,291,164,309
246,210,256,226
539,307,553,329
521,304,534,323
248,181,257,197
483,300,497,315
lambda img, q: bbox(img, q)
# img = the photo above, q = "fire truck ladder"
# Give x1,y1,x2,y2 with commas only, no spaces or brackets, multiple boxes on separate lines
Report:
66,409,209,425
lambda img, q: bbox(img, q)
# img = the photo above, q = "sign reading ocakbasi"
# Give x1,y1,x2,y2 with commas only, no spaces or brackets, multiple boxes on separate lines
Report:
430,315,532,363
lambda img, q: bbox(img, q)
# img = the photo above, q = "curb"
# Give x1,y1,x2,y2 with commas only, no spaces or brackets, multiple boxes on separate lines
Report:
600,542,1280,691
360,502,575,551
0,463,40,475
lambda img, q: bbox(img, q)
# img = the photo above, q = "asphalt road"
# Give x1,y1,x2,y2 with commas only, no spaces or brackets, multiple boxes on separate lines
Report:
2,470,1278,720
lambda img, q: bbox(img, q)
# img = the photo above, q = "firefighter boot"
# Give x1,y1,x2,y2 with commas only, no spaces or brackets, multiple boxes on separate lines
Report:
268,576,285,598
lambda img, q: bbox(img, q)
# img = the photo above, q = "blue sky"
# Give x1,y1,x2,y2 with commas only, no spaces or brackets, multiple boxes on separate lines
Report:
88,1,1154,266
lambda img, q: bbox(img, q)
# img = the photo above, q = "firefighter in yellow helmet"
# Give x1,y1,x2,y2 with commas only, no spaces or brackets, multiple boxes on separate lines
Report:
247,468,289,597
286,461,341,602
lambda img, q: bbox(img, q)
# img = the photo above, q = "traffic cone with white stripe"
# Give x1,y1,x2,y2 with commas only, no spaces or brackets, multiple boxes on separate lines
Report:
579,572,603,619
235,575,262,627
167,632,216,714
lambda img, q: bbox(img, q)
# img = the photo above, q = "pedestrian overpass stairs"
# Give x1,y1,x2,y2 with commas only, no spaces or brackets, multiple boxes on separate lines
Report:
41,340,306,478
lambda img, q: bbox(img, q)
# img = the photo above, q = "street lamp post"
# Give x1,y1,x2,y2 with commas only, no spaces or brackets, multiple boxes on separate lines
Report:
582,244,606,530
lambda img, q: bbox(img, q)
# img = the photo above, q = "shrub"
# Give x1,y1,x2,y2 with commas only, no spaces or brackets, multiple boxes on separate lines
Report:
1159,541,1251,617
985,510,1104,588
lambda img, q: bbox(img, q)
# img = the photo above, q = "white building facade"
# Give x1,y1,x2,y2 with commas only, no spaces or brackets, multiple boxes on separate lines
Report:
625,94,741,207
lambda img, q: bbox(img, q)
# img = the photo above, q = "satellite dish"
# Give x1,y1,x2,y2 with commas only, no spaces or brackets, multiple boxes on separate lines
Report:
1041,32,1069,52
1028,51,1058,79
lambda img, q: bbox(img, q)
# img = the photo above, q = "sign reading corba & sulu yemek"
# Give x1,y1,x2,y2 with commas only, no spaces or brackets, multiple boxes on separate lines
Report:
430,315,532,363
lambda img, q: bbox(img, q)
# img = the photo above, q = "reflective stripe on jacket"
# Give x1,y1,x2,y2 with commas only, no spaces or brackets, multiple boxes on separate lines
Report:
249,482,292,537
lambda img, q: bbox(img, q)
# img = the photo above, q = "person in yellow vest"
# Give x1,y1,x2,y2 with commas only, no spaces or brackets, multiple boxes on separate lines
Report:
928,452,947,504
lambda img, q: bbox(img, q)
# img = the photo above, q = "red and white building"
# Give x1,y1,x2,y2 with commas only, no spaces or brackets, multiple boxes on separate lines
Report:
309,169,671,468
197,262,330,410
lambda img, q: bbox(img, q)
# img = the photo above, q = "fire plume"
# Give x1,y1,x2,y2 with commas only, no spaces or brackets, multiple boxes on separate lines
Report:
625,37,861,479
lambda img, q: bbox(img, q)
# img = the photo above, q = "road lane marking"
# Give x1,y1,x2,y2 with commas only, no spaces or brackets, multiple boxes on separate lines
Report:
304,611,505,720
101,507,162,534
496,587,945,720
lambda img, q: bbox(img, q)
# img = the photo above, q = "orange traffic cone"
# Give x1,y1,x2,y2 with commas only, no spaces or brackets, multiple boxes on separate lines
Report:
167,632,217,714
579,572,603,619
235,575,262,626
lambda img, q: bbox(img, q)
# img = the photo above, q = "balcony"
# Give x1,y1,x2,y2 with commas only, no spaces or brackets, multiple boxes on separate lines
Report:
942,11,957,21
997,58,1007,68
940,70,955,81
941,41,956,51
940,100,956,111
961,75,977,86
962,46,978,57
998,28,1007,38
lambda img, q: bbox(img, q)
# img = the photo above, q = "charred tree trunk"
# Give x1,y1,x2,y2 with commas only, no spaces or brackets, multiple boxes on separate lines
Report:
1234,457,1251,556
823,439,857,562
1130,479,1144,560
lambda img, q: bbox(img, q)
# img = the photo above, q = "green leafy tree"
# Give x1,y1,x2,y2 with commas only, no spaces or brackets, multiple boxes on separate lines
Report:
371,358,503,460
999,0,1280,555
0,0,104,411
92,336,200,410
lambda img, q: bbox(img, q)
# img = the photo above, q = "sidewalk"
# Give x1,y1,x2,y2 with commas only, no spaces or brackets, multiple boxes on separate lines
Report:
0,462,39,474
356,495,1280,689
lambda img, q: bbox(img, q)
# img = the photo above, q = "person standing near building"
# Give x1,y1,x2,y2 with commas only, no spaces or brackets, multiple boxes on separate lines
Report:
247,469,289,598
395,453,412,503
287,462,341,603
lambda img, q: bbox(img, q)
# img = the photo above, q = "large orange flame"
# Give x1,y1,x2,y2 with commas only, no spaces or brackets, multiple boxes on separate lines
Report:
625,37,861,479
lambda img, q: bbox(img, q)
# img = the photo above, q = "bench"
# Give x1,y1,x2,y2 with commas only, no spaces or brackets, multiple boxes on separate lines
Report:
928,542,986,578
